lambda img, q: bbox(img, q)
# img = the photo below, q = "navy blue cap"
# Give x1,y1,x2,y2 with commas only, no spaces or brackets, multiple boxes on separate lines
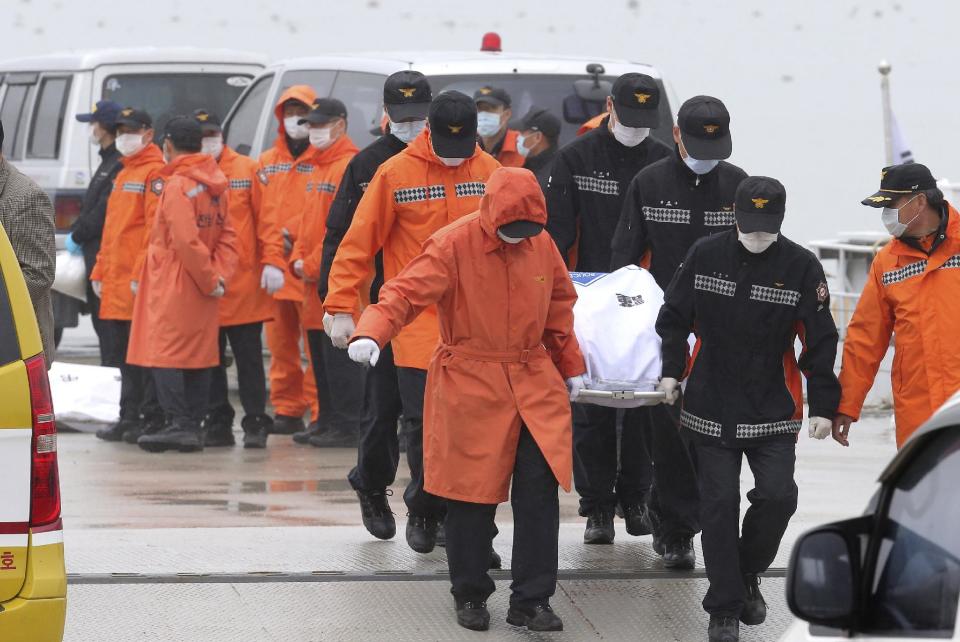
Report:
76,100,123,127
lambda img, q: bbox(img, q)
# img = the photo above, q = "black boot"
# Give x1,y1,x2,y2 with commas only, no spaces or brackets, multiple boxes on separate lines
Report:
740,574,767,625
137,421,203,453
271,414,304,435
663,536,696,570
621,500,651,536
292,421,326,444
455,599,490,631
506,602,563,632
202,411,236,448
405,514,438,554
121,415,166,444
242,414,272,449
308,425,358,448
642,505,665,555
356,489,396,540
708,615,739,641
96,418,139,442
583,506,615,544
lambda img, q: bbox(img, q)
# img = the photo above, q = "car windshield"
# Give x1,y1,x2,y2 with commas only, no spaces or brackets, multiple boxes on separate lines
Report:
102,73,254,145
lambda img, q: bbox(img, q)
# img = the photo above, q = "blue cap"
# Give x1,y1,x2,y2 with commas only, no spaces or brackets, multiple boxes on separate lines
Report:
76,100,123,127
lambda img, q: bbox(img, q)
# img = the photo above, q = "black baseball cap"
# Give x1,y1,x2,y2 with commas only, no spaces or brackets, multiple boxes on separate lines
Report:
163,116,203,152
474,86,511,109
499,219,544,239
678,95,732,160
429,91,477,159
735,176,786,234
300,98,348,125
193,109,222,134
384,71,432,121
115,107,152,130
520,107,561,139
610,73,661,128
861,163,937,207
76,100,123,128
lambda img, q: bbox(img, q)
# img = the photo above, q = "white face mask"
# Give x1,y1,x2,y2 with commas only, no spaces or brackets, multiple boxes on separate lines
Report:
201,135,224,158
611,119,649,147
881,195,920,237
309,126,334,150
738,230,779,253
437,155,466,167
116,132,147,157
476,112,503,138
497,229,524,244
284,116,309,140
89,125,103,146
516,133,532,158
683,155,720,175
389,119,426,144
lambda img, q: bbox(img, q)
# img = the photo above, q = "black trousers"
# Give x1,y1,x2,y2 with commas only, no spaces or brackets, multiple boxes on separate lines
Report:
695,437,798,617
646,401,700,544
348,342,403,492
572,404,652,514
100,319,161,422
306,329,366,433
208,322,268,422
153,367,212,431
83,249,109,366
446,426,559,606
396,366,445,518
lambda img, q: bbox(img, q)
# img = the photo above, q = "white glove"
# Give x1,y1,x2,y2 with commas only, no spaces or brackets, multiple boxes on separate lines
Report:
348,338,380,366
130,281,138,296
657,377,680,405
566,375,586,402
809,416,832,440
329,313,356,349
293,259,305,278
210,279,226,298
91,280,102,299
322,312,335,336
260,265,284,295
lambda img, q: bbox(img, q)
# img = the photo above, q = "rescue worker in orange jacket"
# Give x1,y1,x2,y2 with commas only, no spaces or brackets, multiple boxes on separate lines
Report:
348,167,585,633
194,110,285,449
576,112,606,137
287,98,366,449
129,116,238,453
91,107,166,444
325,91,500,553
474,86,525,168
834,162,960,448
258,85,321,435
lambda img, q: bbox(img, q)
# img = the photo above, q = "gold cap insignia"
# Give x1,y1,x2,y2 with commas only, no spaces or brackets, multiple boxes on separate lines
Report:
196,112,209,122
479,87,492,95
399,87,417,98
881,170,887,179
703,124,720,134
634,92,651,104
752,197,769,209
868,195,888,203
448,124,463,134
121,108,133,117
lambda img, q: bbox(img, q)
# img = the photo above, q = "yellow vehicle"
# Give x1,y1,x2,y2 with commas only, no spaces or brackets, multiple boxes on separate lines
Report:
0,225,66,641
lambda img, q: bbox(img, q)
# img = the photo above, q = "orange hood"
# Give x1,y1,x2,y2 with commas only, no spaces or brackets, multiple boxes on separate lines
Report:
313,134,359,165
166,153,229,196
479,167,547,239
405,128,483,166
272,84,319,149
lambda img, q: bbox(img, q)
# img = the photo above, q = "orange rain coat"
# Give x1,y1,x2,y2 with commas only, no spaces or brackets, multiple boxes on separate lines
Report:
289,135,358,329
324,129,500,370
90,143,164,320
127,154,238,369
490,129,525,168
576,112,607,137
353,167,585,504
838,204,960,447
217,145,284,327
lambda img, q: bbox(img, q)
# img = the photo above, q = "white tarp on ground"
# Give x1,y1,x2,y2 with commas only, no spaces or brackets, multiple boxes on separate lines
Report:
49,361,120,423
571,266,664,408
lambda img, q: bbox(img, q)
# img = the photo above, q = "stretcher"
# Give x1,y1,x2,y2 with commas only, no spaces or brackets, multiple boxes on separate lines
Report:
570,266,667,408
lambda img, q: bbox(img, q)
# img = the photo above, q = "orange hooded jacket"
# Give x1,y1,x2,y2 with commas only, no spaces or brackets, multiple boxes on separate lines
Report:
90,143,164,320
257,84,322,303
127,154,238,369
217,145,284,326
353,167,585,503
289,134,358,330
324,128,501,370
491,129,526,168
838,204,960,446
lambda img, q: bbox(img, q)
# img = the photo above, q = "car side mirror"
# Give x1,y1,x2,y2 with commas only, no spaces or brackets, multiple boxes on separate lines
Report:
787,517,870,630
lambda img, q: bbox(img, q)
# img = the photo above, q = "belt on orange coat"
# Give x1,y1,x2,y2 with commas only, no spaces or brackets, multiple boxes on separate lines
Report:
439,344,548,364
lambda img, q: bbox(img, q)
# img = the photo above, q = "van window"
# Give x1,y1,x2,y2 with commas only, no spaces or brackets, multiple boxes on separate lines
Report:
331,71,386,149
260,70,337,153
0,85,31,159
27,76,72,159
102,73,253,145
0,267,21,367
224,74,273,157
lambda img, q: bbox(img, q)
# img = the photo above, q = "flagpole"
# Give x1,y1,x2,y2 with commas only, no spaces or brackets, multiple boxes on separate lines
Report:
879,59,893,166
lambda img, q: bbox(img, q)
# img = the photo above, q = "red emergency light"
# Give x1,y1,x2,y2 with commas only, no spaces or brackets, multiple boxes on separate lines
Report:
481,32,502,52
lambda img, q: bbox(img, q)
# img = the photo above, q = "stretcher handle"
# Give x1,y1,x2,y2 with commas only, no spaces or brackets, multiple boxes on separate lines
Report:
576,390,667,401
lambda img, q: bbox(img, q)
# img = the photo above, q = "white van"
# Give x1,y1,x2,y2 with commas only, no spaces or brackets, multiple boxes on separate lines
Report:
223,50,676,160
0,48,266,343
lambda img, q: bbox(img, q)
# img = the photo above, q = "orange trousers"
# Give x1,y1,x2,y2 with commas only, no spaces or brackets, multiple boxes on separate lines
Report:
264,299,319,419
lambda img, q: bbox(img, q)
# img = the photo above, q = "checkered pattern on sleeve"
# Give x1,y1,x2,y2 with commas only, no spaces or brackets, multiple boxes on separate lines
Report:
264,163,292,176
454,182,485,198
882,260,927,286
681,411,722,438
121,182,146,194
694,274,737,297
750,284,801,307
393,185,446,204
315,182,337,194
939,255,960,271
643,206,691,225
229,179,252,190
295,163,316,174
573,175,620,196
703,211,736,227
736,420,802,439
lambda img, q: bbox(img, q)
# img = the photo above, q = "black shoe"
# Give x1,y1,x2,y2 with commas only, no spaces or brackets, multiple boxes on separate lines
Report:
621,501,651,536
583,507,615,544
489,548,502,570
708,615,739,642
663,537,696,570
357,489,396,540
271,414,305,435
455,600,490,631
292,421,327,444
122,415,167,444
96,419,139,442
405,514,438,554
137,424,203,453
435,521,446,547
241,414,272,449
740,574,767,625
642,505,665,555
307,425,358,448
507,602,563,632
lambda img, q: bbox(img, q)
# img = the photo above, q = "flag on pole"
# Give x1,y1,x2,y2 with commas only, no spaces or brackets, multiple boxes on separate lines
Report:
890,112,914,164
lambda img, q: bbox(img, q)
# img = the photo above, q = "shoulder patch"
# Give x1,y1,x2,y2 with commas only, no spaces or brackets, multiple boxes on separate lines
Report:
816,281,829,303
257,169,269,186
150,178,165,196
